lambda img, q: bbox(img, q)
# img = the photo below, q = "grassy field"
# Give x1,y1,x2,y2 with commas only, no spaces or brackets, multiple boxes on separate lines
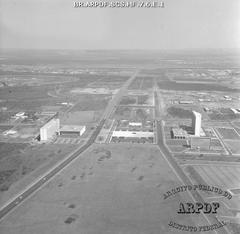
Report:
224,140,240,154
141,77,154,90
157,80,239,92
0,112,15,123
191,164,240,189
167,106,193,119
0,125,13,133
209,108,240,121
119,96,137,105
71,94,110,112
137,95,150,105
61,111,98,124
113,107,153,122
216,127,240,140
0,144,211,234
0,143,75,194
128,77,144,90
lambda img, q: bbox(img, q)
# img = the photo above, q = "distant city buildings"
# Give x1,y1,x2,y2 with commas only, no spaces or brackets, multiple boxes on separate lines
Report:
40,118,60,141
192,111,202,137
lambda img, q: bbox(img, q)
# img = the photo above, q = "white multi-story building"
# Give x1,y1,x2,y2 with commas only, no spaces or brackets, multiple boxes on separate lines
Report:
129,122,142,127
192,111,201,137
59,125,86,136
40,118,60,141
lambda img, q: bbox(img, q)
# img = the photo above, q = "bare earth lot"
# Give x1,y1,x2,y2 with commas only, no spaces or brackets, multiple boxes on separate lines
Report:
0,144,210,234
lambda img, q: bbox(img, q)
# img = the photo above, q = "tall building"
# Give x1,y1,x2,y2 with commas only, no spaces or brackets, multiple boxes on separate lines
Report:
192,111,201,136
40,118,60,141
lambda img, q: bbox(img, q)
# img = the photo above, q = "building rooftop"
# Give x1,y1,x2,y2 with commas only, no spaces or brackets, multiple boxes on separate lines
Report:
172,128,188,137
129,122,142,126
112,130,154,138
192,111,202,118
60,125,85,132
179,100,194,104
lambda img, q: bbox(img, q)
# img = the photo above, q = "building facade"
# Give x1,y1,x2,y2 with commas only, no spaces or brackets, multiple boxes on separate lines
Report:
40,118,60,141
59,125,86,136
192,111,201,137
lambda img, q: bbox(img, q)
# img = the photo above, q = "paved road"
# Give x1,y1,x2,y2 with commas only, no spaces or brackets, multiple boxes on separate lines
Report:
0,118,105,221
101,70,138,119
156,120,229,234
0,71,138,221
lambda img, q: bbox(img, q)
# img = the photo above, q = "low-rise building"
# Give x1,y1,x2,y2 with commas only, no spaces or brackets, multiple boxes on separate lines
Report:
112,130,153,138
129,122,142,127
199,99,211,102
179,100,194,104
59,125,86,136
171,128,188,139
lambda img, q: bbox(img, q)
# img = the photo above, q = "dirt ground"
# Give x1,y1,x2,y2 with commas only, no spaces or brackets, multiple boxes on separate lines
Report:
0,144,213,234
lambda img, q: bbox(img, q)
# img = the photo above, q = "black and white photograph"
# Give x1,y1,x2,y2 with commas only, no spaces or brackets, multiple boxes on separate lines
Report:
0,0,240,233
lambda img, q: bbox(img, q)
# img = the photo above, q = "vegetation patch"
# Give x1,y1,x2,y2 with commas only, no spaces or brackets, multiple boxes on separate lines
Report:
64,214,78,224
167,106,193,119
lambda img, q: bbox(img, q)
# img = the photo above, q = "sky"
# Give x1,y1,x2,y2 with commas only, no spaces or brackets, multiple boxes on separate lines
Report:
0,0,239,50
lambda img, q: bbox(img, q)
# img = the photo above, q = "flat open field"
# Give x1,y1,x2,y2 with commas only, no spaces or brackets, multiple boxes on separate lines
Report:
61,111,100,124
216,127,240,140
128,77,144,90
119,96,137,105
128,77,154,91
224,140,240,154
71,94,111,112
141,77,154,90
119,94,153,106
0,142,76,198
0,125,13,133
113,106,154,122
157,80,239,92
190,164,240,189
208,108,240,121
166,139,188,153
0,145,210,234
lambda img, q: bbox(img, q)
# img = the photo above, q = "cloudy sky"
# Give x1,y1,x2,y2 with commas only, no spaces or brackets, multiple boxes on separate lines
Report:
0,0,239,50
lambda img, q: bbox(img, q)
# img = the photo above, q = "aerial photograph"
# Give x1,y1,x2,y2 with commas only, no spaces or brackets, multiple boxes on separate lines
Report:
0,0,239,233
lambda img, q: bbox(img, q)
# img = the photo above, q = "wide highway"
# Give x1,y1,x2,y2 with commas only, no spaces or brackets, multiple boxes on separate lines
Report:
0,70,138,221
